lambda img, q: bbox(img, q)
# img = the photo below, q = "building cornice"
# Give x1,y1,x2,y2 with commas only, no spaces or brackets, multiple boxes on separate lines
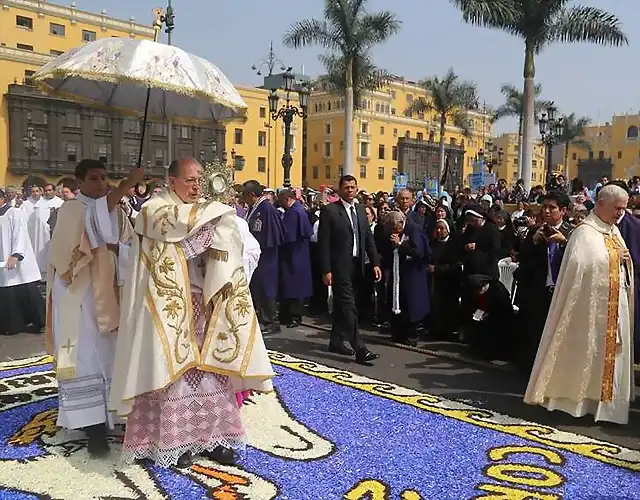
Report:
308,108,489,137
2,0,155,37
0,45,52,65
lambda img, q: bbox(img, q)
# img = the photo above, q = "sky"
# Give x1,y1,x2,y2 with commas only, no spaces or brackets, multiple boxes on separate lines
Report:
77,0,639,134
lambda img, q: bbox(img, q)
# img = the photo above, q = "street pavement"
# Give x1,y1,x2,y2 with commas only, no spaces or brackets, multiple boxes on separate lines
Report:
3,320,639,451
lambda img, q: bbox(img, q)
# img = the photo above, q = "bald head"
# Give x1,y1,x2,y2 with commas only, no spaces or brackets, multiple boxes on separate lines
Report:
395,188,412,212
168,157,202,203
595,184,628,225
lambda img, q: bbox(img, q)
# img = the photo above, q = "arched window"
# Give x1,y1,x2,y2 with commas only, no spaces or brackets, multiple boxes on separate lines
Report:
627,126,638,139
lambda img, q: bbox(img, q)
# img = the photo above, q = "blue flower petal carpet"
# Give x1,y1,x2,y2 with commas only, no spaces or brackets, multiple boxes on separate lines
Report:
0,352,639,499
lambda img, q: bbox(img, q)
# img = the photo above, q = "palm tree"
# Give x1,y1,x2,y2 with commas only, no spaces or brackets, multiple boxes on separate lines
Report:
493,83,550,179
283,0,401,176
407,68,479,194
450,0,628,192
558,113,591,178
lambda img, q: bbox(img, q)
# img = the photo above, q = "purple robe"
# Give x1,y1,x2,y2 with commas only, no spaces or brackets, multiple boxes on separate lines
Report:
235,204,247,219
385,220,432,323
247,200,284,300
279,201,313,299
617,212,640,360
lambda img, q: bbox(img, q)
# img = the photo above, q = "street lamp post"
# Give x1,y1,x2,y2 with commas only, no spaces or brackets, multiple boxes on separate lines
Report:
268,68,309,188
538,102,564,185
22,120,38,187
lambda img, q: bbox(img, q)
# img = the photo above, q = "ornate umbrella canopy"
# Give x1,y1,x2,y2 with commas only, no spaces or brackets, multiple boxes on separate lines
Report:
32,37,247,123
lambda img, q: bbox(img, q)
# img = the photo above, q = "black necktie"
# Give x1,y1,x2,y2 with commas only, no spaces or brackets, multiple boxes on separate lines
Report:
350,206,361,257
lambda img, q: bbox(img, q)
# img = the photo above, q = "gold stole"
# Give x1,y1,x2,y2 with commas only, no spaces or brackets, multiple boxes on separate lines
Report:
601,233,628,403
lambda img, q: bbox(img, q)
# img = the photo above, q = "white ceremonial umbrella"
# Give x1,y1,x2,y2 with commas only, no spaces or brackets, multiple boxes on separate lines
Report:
31,37,247,166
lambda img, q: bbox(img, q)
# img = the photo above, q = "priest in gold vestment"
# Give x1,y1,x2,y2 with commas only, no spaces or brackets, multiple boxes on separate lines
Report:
47,159,142,457
525,184,634,424
109,157,274,468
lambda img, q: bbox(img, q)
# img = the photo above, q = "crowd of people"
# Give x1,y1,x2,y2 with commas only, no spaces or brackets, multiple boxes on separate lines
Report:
0,159,637,468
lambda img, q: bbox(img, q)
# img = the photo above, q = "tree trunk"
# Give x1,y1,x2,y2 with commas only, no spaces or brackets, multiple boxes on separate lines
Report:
343,58,355,176
521,42,536,193
438,115,446,196
517,114,524,180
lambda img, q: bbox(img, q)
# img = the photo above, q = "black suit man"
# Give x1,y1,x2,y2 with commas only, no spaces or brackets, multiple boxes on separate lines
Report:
318,175,381,364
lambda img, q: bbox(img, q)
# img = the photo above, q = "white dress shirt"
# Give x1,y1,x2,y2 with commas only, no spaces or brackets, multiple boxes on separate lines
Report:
341,198,358,257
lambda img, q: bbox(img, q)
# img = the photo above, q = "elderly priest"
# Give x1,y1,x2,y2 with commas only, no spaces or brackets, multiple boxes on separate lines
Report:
525,184,634,424
110,157,274,469
47,159,140,457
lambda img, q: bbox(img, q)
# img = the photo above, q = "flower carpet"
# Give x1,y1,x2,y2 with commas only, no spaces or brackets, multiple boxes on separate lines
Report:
1,352,639,499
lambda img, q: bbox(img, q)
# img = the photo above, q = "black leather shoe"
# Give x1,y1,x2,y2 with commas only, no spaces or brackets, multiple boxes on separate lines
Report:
202,446,237,465
329,343,355,356
85,424,110,458
355,349,379,365
176,451,193,468
286,320,302,328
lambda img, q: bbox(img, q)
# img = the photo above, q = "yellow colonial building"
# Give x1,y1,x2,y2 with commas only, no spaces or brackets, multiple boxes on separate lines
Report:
491,133,547,185
564,115,640,181
305,78,494,192
224,85,303,188
0,0,156,185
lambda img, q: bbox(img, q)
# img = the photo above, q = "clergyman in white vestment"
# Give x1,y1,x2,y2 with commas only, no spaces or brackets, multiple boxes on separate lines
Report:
110,157,274,469
0,189,45,336
47,159,141,457
525,184,635,424
21,184,63,275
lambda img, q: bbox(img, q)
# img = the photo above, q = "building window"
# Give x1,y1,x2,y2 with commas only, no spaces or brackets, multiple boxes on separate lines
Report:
94,144,111,164
179,126,191,139
154,148,165,167
94,114,111,131
380,126,385,135
361,122,369,134
50,23,66,36
259,107,266,118
378,144,385,160
588,151,594,159
392,146,398,161
391,108,396,115
258,131,267,147
82,30,97,42
151,122,167,136
393,128,398,138
17,43,33,51
339,166,344,177
324,142,332,157
64,112,80,128
122,142,139,164
234,128,243,144
66,143,79,162
312,166,319,179
50,49,64,56
324,165,331,179
16,15,33,30
313,143,318,152
392,167,398,177
405,131,410,138
598,150,604,159
391,90,396,99
572,152,577,160
325,123,332,134
450,137,457,146
416,132,423,141
24,70,35,86
532,160,537,167
339,141,344,151
628,126,639,139
359,165,367,179
618,151,623,159
258,157,266,172
378,167,384,180
359,142,369,158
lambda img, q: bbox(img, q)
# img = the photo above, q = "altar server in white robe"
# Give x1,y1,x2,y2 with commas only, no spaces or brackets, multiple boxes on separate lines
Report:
0,189,45,336
47,159,142,457
525,184,635,424
21,184,63,275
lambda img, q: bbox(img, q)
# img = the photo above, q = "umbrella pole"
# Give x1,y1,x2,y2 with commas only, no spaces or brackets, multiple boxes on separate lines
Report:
136,88,152,168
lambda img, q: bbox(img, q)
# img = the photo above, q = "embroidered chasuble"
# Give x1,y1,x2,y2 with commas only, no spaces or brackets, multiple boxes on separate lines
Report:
46,196,134,381
524,212,635,424
109,190,274,418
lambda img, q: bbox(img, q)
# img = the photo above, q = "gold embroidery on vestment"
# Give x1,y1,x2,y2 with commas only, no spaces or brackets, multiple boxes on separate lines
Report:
602,234,622,403
209,248,229,262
